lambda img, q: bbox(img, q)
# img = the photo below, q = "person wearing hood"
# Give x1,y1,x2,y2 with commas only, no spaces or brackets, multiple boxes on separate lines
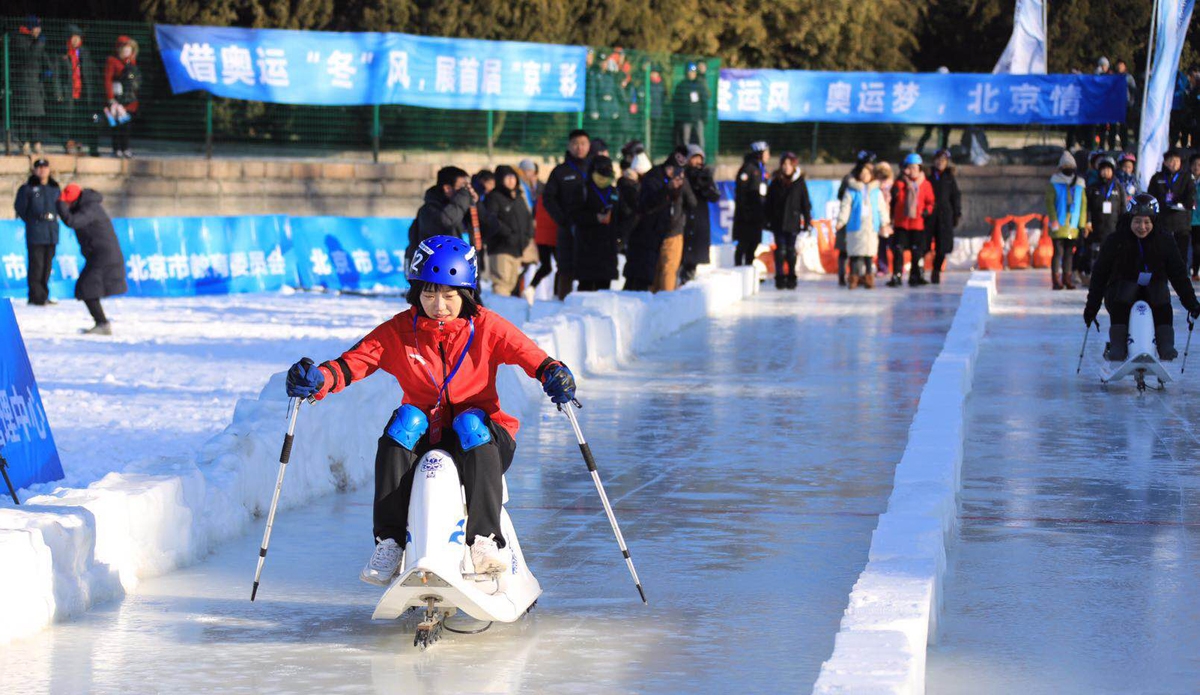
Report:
838,150,877,285
103,36,141,158
484,165,534,296
1046,150,1089,290
1084,156,1126,281
653,147,698,292
56,183,127,335
681,144,720,285
570,156,621,291
732,141,770,267
615,141,649,254
14,158,61,305
543,129,592,299
927,150,962,284
12,16,52,155
764,152,813,290
55,24,99,156
1085,194,1200,361
625,150,686,291
888,153,936,287
406,166,475,267
1147,149,1194,272
1116,152,1140,199
837,162,891,289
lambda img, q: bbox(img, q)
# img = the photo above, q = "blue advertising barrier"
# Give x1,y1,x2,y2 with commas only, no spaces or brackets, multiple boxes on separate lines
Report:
0,215,413,300
156,24,588,112
718,70,1126,125
0,299,63,490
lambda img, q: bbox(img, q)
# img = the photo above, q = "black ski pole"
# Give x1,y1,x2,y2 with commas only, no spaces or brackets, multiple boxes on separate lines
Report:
251,397,302,601
1182,316,1196,374
0,450,19,505
560,400,647,605
1076,320,1098,375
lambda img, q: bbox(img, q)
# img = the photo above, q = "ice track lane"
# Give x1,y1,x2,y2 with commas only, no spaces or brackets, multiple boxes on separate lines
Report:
927,273,1200,694
1,277,968,694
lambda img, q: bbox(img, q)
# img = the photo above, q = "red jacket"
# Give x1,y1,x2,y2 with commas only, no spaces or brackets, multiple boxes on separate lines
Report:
890,176,935,231
313,306,551,441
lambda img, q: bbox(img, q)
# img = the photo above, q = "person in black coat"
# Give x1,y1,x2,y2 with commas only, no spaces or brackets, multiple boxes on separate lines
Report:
14,159,61,305
1083,156,1125,279
624,158,684,291
1084,194,1200,361
926,150,962,284
681,144,720,285
55,25,99,156
1147,150,1195,267
543,129,592,299
484,165,534,296
12,16,52,153
406,166,475,266
571,156,620,291
56,184,127,335
764,152,813,290
732,141,770,267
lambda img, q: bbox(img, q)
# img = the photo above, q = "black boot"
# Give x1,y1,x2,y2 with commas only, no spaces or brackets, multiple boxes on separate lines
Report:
886,274,903,288
1106,324,1129,361
1156,325,1178,360
786,275,797,290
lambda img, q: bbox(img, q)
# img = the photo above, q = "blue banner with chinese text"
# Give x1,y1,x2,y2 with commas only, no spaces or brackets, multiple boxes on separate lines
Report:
717,70,1126,125
155,24,587,112
0,299,63,491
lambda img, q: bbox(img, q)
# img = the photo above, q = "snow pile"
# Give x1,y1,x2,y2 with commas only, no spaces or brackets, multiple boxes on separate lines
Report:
0,267,757,644
813,271,996,695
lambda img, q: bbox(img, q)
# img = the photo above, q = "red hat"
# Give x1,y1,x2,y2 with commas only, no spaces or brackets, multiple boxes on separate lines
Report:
61,183,82,204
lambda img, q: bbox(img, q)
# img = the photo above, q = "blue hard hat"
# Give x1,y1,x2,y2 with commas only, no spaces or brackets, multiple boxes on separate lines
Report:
903,153,924,167
407,235,477,288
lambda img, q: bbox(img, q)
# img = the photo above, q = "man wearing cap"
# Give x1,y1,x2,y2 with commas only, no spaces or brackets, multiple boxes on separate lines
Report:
673,62,709,149
733,141,770,267
14,158,61,305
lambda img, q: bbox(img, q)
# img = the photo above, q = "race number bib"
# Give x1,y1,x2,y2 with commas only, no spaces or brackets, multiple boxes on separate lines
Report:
690,91,700,103
759,182,768,197
1102,201,1113,214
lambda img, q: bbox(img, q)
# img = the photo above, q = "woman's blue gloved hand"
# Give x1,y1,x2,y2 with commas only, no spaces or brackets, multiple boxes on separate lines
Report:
541,362,576,404
286,357,324,398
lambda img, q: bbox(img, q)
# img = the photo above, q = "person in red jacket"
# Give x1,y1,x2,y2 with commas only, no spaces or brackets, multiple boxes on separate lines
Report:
285,236,577,586
888,153,936,287
102,36,140,158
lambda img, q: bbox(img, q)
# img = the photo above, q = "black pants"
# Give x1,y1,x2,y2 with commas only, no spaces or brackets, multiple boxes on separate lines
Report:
623,278,652,291
1174,231,1193,275
373,420,516,548
84,297,107,324
1052,238,1076,276
112,118,133,153
774,234,798,281
26,243,55,305
1106,292,1173,327
1191,226,1200,276
530,243,555,288
554,226,575,300
892,228,928,279
576,279,610,291
679,263,698,285
63,98,99,155
734,238,758,266
931,241,948,282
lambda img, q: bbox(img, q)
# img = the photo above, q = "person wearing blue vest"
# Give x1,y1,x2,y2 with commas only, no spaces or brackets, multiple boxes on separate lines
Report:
1046,150,1088,290
836,162,891,289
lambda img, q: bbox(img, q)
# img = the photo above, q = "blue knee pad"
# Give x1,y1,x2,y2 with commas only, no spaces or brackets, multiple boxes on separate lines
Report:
385,404,428,451
452,408,492,451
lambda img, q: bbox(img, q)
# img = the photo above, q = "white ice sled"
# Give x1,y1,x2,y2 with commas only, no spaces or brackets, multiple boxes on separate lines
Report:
372,449,541,647
1099,300,1172,391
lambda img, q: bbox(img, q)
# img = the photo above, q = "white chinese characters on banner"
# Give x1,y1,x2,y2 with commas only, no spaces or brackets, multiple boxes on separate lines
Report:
858,82,885,114
1049,84,1081,117
387,51,411,89
1010,84,1040,114
181,42,218,84
892,82,920,113
766,81,790,112
967,83,1001,115
327,50,357,89
257,47,290,87
220,45,256,85
826,81,852,114
0,386,51,445
459,57,480,95
737,80,763,113
559,62,578,98
3,253,27,281
436,56,457,93
483,59,503,95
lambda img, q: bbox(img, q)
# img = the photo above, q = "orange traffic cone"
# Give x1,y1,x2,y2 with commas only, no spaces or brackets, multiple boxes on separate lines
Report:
815,220,839,274
1008,214,1036,270
1032,215,1054,269
977,216,1008,270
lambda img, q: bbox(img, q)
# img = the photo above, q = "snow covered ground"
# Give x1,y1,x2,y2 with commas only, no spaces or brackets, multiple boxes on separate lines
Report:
0,275,970,692
927,272,1200,694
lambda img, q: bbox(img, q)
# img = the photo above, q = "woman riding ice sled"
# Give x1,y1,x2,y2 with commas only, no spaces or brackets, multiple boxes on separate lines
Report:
1084,193,1200,361
284,235,576,585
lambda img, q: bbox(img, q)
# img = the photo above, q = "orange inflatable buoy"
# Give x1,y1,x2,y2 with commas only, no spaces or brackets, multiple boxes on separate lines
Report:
1032,215,1054,268
815,219,839,274
976,216,1009,271
1008,214,1037,270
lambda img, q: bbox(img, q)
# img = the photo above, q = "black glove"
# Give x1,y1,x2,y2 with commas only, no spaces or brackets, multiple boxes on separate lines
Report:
1083,306,1099,327
1189,304,1200,321
286,357,324,398
541,361,576,405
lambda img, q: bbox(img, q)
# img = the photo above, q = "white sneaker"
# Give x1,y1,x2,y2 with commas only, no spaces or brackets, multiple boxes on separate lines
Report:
470,534,506,575
522,285,536,306
361,537,403,586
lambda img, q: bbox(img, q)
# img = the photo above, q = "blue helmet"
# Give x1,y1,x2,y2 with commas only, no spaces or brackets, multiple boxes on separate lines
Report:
903,153,924,167
1127,192,1159,219
407,235,477,288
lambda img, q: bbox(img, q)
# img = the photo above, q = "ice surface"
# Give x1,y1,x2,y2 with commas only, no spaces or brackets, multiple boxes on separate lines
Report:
0,276,968,693
927,273,1200,694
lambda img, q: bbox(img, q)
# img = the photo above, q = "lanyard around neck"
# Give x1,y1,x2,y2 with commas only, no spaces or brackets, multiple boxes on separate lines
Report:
412,314,475,408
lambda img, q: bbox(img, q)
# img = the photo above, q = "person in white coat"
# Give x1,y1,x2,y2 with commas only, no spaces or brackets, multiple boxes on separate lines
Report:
837,165,892,289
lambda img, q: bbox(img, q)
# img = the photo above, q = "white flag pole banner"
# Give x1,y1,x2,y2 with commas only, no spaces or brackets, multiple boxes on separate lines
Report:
1138,0,1195,190
993,0,1047,74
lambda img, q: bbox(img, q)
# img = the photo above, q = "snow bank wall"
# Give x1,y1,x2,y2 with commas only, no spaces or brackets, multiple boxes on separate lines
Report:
0,268,757,644
813,271,996,695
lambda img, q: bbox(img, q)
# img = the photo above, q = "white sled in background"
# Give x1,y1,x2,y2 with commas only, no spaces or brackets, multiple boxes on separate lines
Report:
1099,300,1173,391
372,449,541,648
